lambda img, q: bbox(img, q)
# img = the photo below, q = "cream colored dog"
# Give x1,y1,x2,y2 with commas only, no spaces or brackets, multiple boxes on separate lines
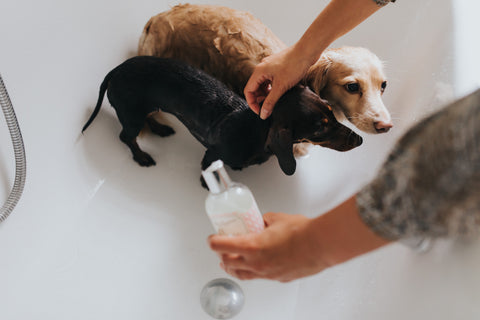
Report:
138,3,392,134
306,47,392,133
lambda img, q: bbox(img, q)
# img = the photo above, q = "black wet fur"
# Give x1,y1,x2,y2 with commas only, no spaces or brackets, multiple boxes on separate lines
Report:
82,56,362,183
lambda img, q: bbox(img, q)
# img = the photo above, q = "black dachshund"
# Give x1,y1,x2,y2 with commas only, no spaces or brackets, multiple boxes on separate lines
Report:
82,56,362,180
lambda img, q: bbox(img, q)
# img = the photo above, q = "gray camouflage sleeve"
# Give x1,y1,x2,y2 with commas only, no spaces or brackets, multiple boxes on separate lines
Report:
356,89,480,241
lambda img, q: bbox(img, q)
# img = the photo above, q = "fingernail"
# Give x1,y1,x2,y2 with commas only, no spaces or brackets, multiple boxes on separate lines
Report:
260,109,271,120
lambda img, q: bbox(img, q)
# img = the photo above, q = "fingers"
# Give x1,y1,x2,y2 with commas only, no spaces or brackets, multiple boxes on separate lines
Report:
223,266,259,280
221,260,291,282
244,72,269,115
208,213,282,253
209,235,265,280
220,254,255,271
244,62,285,120
259,85,285,120
219,255,262,280
208,234,256,255
244,74,288,120
244,92,262,115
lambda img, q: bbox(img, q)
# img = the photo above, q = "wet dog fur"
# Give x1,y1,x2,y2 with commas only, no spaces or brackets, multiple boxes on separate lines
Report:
138,3,392,135
82,56,363,186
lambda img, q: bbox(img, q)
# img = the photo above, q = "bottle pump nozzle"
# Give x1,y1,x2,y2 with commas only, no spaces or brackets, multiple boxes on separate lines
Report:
202,160,232,194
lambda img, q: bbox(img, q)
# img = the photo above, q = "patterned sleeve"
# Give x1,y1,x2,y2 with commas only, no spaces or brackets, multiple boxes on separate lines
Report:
372,0,396,6
356,89,480,241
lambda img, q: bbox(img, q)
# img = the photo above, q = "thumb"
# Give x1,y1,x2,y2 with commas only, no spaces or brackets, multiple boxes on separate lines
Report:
263,212,289,227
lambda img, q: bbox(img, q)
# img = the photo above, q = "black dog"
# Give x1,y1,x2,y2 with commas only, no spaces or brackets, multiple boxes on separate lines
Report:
82,56,362,181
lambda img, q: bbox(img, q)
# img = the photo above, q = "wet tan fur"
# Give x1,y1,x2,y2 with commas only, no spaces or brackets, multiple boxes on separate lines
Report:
138,4,392,147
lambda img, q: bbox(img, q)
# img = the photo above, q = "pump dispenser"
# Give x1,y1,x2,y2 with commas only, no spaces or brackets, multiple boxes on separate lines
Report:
202,160,264,236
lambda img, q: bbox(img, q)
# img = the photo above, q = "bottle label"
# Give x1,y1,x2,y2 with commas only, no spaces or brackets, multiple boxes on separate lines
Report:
212,205,264,236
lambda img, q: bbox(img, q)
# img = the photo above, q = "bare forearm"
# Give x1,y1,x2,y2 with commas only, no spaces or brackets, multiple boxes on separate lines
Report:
208,196,390,281
308,196,390,268
293,0,383,66
244,0,393,118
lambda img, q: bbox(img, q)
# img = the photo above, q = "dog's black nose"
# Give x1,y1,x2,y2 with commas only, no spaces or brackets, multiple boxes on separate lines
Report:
349,133,363,147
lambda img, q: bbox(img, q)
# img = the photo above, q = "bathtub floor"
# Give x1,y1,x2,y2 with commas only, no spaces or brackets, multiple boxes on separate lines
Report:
1,0,480,319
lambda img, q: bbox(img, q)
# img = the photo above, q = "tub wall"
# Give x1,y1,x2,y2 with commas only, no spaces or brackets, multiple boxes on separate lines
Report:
1,0,479,319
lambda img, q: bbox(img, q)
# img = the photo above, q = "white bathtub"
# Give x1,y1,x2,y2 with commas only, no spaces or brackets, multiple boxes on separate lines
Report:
1,0,479,319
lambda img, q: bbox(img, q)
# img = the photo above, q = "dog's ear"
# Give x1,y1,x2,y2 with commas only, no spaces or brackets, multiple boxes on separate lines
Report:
304,55,332,95
266,126,296,175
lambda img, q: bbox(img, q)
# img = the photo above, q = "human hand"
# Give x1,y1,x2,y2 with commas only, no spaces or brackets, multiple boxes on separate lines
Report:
208,212,330,282
243,46,314,120
208,196,390,282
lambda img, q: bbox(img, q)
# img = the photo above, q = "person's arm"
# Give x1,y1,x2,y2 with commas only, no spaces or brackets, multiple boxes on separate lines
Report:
245,0,390,119
209,88,480,282
208,196,389,282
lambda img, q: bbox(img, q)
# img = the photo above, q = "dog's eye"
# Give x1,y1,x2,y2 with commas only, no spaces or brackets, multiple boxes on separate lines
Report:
345,83,360,93
381,81,387,92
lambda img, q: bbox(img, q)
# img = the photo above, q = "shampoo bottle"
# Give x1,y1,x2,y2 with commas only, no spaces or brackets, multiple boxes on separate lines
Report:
202,160,264,236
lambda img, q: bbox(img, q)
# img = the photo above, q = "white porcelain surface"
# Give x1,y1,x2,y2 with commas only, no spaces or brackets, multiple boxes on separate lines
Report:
1,0,479,319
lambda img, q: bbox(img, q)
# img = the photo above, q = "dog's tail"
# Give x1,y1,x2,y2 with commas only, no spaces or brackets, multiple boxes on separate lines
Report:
81,72,112,133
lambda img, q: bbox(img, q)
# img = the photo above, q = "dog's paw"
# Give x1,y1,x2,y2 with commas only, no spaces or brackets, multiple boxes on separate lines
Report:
293,143,311,158
134,152,156,167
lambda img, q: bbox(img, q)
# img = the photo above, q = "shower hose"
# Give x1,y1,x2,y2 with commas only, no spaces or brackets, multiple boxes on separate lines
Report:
0,74,26,223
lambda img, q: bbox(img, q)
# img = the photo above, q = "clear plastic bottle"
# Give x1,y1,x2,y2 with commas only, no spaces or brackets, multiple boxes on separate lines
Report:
202,160,264,236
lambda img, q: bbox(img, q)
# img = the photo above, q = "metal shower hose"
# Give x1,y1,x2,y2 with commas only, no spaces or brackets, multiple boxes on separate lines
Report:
0,74,26,223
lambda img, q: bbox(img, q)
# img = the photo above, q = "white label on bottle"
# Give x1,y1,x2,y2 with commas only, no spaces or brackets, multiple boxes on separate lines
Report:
213,205,264,236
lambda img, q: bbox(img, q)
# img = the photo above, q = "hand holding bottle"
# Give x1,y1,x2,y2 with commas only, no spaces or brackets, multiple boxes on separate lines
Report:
208,197,389,282
208,212,328,282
